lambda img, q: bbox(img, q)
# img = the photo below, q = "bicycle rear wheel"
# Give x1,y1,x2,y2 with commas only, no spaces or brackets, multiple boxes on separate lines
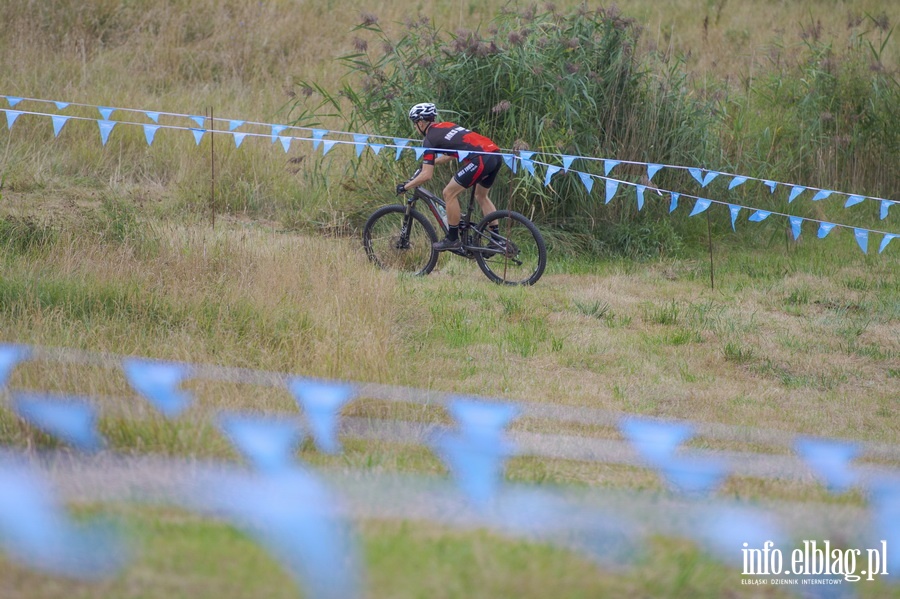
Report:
362,204,439,276
473,210,546,285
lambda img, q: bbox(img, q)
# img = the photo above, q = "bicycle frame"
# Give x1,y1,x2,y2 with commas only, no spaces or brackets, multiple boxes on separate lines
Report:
403,186,493,258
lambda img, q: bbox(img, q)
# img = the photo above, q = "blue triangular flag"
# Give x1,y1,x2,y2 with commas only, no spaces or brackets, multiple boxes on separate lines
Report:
0,344,30,388
370,143,384,155
688,168,703,185
228,120,244,131
844,194,865,208
270,124,286,143
502,153,518,173
449,398,520,444
196,469,362,599
669,192,679,213
457,150,470,162
437,398,520,506
729,205,741,231
562,155,576,172
701,172,719,187
145,111,160,123
392,137,407,160
287,379,355,454
353,133,368,158
98,106,115,121
279,135,291,152
434,433,509,507
605,180,618,204
413,146,426,160
578,172,594,194
647,163,664,181
233,132,246,148
789,216,803,240
191,128,205,145
322,140,337,156
659,458,727,495
98,120,116,145
748,210,771,222
619,418,693,465
763,180,777,193
728,176,747,190
313,129,328,151
143,124,159,146
869,481,900,580
51,115,69,138
603,160,620,176
811,189,833,202
817,222,836,238
13,394,103,452
6,96,23,107
54,102,69,110
695,507,784,567
519,151,535,176
190,115,205,128
881,200,892,220
6,110,22,129
689,198,712,216
218,413,303,472
794,438,858,493
544,165,561,186
636,185,645,211
122,358,193,418
789,186,806,203
880,234,897,254
0,460,128,579
854,228,868,253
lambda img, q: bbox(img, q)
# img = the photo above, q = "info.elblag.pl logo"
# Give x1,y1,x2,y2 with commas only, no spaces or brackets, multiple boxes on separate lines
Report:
741,540,889,586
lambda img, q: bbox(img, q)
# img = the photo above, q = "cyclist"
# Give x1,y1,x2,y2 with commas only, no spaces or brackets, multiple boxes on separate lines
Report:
395,102,502,252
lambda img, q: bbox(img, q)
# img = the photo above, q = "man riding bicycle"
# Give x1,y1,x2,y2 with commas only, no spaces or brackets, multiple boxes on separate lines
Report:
395,102,502,252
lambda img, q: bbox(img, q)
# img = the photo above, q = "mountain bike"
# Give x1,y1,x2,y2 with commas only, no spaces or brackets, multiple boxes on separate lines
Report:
362,184,546,285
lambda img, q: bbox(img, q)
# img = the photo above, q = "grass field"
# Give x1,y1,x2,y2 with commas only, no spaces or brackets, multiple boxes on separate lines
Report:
1,1,898,597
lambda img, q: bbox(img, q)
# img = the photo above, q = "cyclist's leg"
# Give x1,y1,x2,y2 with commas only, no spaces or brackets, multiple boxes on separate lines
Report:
473,154,502,224
441,178,465,225
445,157,484,224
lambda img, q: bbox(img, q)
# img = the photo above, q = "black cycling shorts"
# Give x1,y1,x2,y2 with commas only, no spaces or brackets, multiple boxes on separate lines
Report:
453,152,502,189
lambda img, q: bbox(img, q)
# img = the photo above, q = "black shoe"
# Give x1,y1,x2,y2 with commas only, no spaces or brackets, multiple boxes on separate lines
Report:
433,237,462,252
486,233,506,253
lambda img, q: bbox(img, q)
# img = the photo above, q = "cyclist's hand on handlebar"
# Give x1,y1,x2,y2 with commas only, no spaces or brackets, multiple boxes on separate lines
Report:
395,183,407,196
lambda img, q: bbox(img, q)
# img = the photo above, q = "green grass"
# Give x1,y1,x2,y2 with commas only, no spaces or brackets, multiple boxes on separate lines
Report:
0,1,898,596
16,506,900,599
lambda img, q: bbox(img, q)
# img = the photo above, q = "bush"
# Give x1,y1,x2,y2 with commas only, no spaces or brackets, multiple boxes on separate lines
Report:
290,5,713,257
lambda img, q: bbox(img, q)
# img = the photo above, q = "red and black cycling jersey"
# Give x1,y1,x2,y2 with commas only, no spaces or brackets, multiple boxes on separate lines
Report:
421,122,500,165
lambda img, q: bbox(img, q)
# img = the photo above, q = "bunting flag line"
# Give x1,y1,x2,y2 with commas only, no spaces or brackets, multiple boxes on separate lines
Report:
2,93,896,217
1,339,900,592
1,97,898,252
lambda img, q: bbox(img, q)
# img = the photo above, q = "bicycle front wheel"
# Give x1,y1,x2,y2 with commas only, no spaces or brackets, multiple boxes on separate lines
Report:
473,210,546,285
362,204,439,276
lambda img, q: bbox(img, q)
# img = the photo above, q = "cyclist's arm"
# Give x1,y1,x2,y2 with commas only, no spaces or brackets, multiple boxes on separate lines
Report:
434,154,455,165
404,163,434,190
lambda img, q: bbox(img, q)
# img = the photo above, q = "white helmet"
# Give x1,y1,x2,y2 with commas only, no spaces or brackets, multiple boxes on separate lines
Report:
408,102,437,122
